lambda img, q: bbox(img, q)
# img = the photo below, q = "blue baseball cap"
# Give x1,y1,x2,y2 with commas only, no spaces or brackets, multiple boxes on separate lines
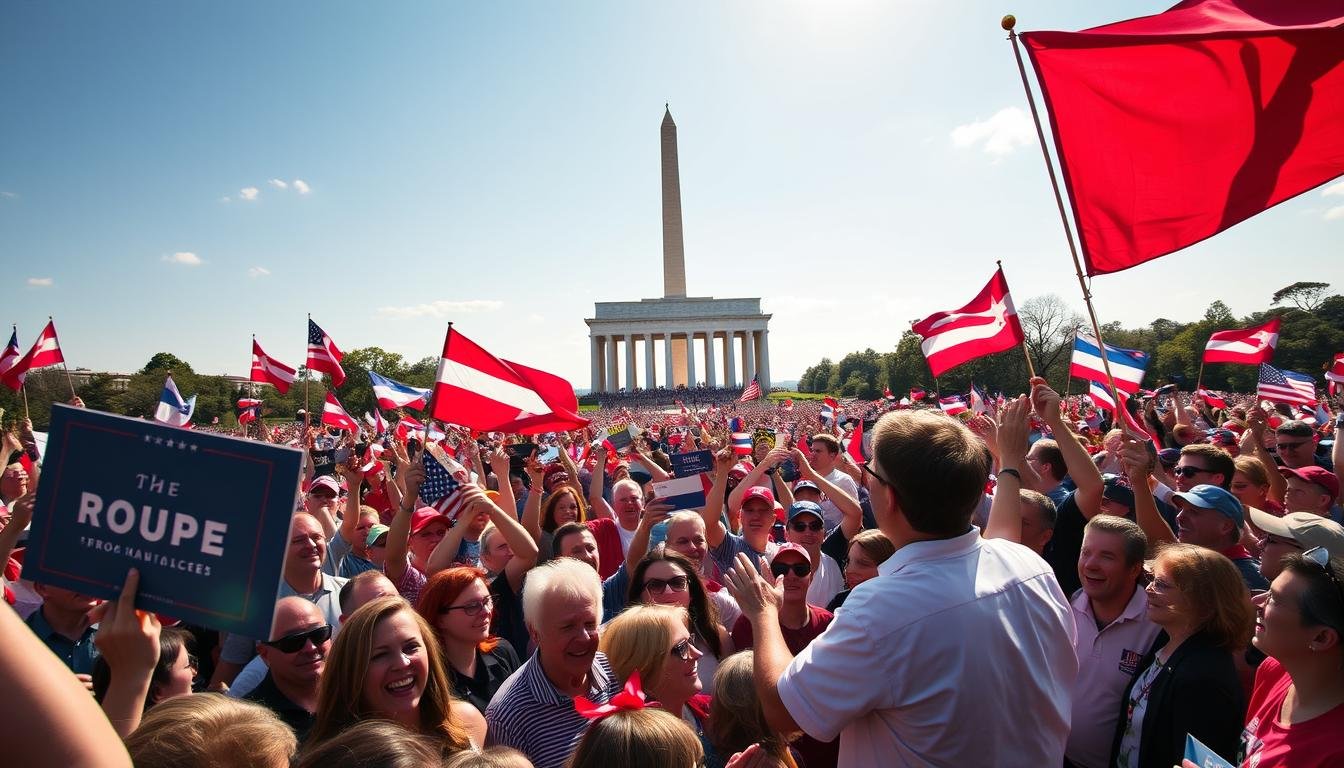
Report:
786,500,825,522
1100,474,1135,511
792,480,820,495
1171,484,1244,528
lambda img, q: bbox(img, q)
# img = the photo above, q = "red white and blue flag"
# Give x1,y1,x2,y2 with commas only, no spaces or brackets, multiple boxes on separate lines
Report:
251,338,296,394
420,450,470,522
369,370,431,411
1070,332,1149,393
363,410,389,435
1203,318,1280,366
939,396,968,416
969,383,989,416
306,319,346,386
1326,352,1344,398
731,432,753,455
1088,382,1153,442
396,414,427,441
0,328,22,390
820,397,839,425
154,375,196,428
739,375,763,402
1195,388,1228,410
912,268,1024,377
1257,364,1317,406
2,319,64,390
321,391,359,432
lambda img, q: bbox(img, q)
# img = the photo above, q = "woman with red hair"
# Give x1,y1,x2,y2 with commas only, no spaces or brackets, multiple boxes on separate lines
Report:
416,566,520,714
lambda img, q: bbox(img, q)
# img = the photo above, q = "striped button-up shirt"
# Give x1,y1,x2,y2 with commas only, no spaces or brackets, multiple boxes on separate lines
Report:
484,650,619,768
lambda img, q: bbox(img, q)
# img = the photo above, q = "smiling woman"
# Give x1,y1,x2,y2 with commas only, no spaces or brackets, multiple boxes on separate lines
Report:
306,596,486,756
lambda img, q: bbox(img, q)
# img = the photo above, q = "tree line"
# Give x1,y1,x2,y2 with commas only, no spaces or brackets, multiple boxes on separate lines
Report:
796,282,1344,400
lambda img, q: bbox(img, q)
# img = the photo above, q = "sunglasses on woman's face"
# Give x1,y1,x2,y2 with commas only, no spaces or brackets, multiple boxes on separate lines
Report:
262,624,332,653
670,633,700,661
642,575,690,595
771,561,812,578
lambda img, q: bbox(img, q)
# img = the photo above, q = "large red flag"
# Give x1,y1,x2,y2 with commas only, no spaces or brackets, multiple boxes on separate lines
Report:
1023,1,1344,275
2,320,63,390
911,268,1024,378
321,392,359,432
1202,317,1280,365
251,339,296,394
430,327,589,435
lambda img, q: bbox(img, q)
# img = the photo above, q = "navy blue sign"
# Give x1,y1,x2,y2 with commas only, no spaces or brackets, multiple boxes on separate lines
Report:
670,449,714,478
23,405,303,638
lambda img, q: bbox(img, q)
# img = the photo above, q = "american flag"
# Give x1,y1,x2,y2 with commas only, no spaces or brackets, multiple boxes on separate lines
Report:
306,318,346,386
420,451,470,522
1258,364,1317,406
938,395,968,416
739,375,763,402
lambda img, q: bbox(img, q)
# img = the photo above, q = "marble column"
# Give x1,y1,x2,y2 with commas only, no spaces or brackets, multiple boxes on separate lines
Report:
743,330,756,384
626,333,638,390
644,333,655,389
704,330,716,389
723,332,736,388
591,336,603,393
607,334,621,391
663,333,674,390
686,332,697,387
758,329,771,392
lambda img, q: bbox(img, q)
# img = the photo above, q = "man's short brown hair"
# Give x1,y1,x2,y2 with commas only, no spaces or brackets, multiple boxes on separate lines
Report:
870,411,989,537
1179,444,1235,490
809,434,840,455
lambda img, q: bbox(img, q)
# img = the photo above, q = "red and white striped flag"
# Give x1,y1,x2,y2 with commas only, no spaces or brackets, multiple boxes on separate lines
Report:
430,326,588,434
251,339,296,394
1202,317,1279,365
1088,382,1153,442
396,414,427,441
1326,352,1344,398
938,396,968,416
306,318,346,387
0,328,22,391
739,375,763,402
321,391,359,432
1195,388,1228,410
912,268,1024,377
2,320,63,390
1257,364,1317,406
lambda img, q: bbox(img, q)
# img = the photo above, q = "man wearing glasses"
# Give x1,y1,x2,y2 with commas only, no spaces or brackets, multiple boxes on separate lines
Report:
1171,444,1235,494
245,596,331,741
1248,509,1344,583
1273,420,1332,472
782,500,844,607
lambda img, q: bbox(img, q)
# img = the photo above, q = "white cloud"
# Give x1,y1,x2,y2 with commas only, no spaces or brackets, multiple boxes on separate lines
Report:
219,196,231,203
0,191,16,199
1325,205,1344,221
950,107,1034,156
163,252,203,266
27,277,53,287
239,187,260,201
376,299,503,318
248,266,271,278
293,179,311,195
1324,181,1344,198
268,179,288,190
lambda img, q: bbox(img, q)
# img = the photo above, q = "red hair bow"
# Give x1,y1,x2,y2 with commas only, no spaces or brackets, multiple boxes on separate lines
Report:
574,670,659,720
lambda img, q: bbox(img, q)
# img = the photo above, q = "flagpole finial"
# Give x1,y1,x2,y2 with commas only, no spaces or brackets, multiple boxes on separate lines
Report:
1001,14,1016,31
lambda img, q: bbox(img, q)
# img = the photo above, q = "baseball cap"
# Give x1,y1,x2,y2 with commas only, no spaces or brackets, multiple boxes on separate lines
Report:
1171,484,1244,528
365,524,390,548
770,542,811,565
786,500,824,522
1248,509,1344,558
1206,430,1238,447
1100,474,1135,511
1279,466,1340,505
410,506,449,534
1276,420,1314,437
729,463,751,479
792,480,820,495
1157,448,1181,468
309,476,341,496
741,486,775,508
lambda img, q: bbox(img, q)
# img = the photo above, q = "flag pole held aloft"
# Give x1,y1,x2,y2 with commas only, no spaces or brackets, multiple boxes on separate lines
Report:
997,261,1036,380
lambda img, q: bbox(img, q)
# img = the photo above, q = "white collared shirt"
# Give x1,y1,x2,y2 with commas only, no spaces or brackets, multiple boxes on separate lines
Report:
1066,585,1161,768
777,528,1077,767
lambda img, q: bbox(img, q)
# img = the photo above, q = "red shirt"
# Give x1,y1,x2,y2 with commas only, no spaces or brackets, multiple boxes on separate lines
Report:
730,604,833,655
1240,656,1344,767
586,517,625,580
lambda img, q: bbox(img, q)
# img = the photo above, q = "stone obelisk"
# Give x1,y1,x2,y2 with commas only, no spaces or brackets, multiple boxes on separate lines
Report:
662,106,691,385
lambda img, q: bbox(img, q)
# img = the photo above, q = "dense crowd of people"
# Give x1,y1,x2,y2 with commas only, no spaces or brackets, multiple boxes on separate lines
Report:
3,378,1344,768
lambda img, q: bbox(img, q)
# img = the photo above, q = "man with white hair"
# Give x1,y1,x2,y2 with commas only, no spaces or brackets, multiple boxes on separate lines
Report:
484,558,622,768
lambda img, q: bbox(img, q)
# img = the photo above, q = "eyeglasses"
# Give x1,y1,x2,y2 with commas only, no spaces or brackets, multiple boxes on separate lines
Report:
860,460,889,486
262,624,332,653
1303,547,1344,611
770,561,812,578
308,490,337,499
789,519,824,533
1171,466,1212,478
642,575,690,595
440,596,494,617
670,633,700,661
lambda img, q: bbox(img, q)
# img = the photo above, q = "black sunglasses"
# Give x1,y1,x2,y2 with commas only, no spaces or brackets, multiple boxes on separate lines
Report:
771,561,812,578
860,460,888,486
642,575,690,595
262,624,332,653
1172,466,1211,478
789,519,824,533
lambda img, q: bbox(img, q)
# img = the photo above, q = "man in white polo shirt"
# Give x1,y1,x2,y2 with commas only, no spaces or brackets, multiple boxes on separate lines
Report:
725,393,1078,767
1066,516,1160,768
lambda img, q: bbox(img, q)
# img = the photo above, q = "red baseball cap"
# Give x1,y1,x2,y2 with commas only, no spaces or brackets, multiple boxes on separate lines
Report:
741,486,775,508
410,506,449,534
1280,466,1340,505
771,542,812,565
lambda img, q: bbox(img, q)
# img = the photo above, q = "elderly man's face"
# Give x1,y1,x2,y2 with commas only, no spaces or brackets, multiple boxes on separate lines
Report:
531,592,600,682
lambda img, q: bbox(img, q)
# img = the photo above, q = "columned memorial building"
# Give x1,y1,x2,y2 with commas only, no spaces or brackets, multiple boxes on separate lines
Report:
585,108,771,393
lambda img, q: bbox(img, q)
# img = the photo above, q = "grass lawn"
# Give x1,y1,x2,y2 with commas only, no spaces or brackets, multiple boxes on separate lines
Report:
767,391,832,401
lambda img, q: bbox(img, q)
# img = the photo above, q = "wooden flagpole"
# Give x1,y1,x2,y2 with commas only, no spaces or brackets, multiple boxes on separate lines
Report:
997,260,1036,379
11,324,29,420
52,316,77,399
304,314,311,427
1005,16,1128,422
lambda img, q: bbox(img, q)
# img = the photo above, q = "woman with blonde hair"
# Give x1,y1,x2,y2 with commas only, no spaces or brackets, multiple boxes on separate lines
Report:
567,708,704,768
709,652,799,768
125,694,297,768
294,719,442,768
308,596,486,754
1110,543,1254,768
600,604,711,752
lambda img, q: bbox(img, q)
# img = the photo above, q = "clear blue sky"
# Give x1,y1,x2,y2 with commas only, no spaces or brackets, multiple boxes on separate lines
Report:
4,1,1340,387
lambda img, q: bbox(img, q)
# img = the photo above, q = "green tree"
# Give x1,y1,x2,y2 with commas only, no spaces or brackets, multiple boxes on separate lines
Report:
1271,281,1330,312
